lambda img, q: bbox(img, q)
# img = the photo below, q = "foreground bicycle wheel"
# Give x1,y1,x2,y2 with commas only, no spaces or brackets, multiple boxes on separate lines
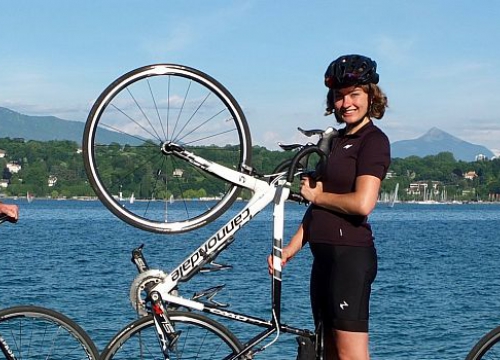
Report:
466,326,500,359
83,64,252,233
100,311,244,359
0,306,98,360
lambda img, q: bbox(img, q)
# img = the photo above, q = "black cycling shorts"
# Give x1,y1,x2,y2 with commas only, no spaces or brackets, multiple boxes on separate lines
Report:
310,243,377,333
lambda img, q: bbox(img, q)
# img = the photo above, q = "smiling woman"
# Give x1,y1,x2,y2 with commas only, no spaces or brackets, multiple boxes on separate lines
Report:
275,54,391,360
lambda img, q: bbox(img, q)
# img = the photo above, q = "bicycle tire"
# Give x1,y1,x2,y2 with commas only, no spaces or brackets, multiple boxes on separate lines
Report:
0,305,99,360
83,64,252,234
100,311,244,360
466,326,500,359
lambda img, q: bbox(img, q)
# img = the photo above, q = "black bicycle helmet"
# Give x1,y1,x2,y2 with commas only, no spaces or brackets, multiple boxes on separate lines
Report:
324,54,379,89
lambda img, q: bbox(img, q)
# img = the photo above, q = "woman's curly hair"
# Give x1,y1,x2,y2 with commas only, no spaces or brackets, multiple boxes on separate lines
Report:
325,84,388,122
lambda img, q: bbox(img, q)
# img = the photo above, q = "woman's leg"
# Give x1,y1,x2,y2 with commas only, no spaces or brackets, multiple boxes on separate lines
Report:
335,329,370,360
324,328,370,360
311,244,376,360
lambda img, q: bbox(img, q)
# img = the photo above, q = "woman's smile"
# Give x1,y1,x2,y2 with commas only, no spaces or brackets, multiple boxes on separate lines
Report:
334,86,369,124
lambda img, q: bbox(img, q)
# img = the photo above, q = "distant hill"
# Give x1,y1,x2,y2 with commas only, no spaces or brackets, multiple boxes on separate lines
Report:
0,107,129,145
0,107,495,161
0,107,85,142
391,127,494,161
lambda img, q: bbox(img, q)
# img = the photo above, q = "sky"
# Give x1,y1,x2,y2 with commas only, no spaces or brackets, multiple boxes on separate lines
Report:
1,1,500,155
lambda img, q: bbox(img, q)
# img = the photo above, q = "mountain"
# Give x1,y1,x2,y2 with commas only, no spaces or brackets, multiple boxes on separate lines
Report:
0,107,495,161
391,127,494,161
0,107,85,142
0,107,130,145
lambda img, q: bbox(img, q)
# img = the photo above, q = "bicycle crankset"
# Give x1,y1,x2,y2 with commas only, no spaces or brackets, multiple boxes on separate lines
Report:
129,269,169,316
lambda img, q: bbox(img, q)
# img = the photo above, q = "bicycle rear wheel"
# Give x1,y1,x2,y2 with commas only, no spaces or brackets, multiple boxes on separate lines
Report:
0,305,98,360
466,326,500,359
83,64,252,233
100,311,244,359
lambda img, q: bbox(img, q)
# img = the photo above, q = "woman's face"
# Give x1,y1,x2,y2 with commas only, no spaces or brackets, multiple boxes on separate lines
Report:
333,86,369,124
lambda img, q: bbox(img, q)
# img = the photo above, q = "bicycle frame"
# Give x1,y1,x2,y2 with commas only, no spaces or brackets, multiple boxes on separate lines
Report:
139,141,318,358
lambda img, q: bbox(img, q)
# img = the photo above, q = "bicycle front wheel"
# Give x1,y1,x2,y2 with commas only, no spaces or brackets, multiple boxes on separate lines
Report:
83,64,252,234
466,326,500,359
0,306,99,360
100,311,244,360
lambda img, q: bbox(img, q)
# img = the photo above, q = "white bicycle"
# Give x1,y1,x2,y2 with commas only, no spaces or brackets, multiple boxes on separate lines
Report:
82,64,337,359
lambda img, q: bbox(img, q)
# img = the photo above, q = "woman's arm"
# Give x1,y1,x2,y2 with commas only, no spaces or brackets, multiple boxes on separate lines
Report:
300,174,381,216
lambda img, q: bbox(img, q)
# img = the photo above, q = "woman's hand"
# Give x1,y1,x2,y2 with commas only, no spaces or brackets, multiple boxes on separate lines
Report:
267,247,295,275
267,225,304,275
300,176,323,204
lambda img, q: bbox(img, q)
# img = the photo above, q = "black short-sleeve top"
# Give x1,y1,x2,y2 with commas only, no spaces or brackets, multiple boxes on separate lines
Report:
303,121,391,247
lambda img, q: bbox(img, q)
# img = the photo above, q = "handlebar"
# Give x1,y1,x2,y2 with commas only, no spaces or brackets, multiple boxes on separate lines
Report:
285,145,328,183
274,126,339,204
283,126,339,183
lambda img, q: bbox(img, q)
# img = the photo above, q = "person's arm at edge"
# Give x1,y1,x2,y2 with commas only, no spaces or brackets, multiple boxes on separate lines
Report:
0,201,19,220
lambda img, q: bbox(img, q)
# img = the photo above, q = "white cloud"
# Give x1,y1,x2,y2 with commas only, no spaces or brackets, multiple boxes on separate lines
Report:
142,24,196,57
373,35,417,66
423,60,490,80
140,2,253,59
0,100,89,122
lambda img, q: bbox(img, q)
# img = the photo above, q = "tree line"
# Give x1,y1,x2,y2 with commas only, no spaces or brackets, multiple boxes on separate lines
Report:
1,138,499,202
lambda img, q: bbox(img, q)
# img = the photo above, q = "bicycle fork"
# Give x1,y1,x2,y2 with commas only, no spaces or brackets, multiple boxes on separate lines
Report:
150,291,180,360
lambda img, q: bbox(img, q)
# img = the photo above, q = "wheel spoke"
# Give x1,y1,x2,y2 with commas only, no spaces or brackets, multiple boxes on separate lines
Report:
101,312,243,360
0,306,98,360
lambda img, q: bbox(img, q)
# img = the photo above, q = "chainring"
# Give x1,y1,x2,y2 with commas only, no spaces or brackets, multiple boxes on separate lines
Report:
129,269,168,316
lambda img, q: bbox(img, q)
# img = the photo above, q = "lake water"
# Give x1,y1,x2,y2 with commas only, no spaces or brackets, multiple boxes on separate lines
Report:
1,199,499,359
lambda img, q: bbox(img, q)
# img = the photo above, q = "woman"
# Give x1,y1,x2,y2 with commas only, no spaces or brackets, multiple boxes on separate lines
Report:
271,54,390,359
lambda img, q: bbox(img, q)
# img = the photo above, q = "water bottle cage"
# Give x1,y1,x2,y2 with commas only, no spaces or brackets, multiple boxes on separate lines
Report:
192,284,229,308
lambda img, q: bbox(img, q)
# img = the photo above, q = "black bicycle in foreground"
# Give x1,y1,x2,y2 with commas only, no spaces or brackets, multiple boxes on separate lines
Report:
466,325,500,359
0,214,99,360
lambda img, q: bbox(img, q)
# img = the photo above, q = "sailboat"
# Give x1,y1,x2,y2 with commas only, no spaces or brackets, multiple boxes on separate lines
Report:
26,192,34,203
129,193,135,204
388,183,399,208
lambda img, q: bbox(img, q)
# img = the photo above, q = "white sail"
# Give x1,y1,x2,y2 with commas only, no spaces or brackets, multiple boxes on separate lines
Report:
389,183,399,208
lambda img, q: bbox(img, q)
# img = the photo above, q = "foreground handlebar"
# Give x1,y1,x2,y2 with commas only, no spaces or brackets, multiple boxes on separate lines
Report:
1,215,16,224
